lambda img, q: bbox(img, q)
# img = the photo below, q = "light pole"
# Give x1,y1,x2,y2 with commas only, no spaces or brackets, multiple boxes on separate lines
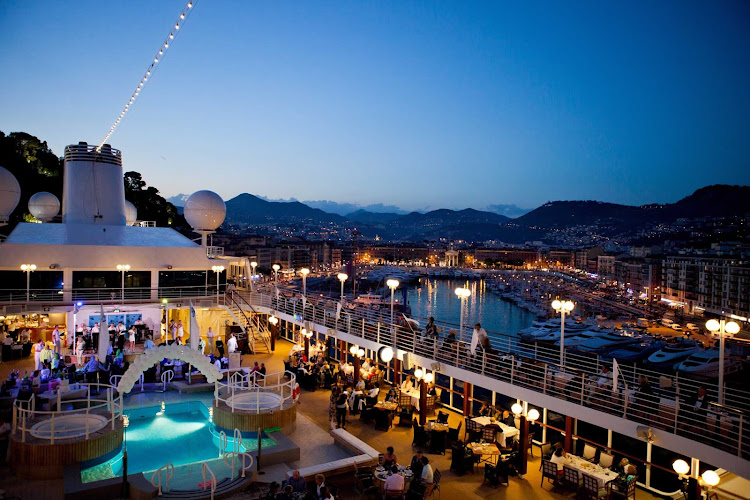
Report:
272,264,280,284
706,318,740,404
551,299,575,365
116,264,130,305
20,264,36,302
511,403,540,477
212,265,225,301
300,268,310,297
455,287,471,343
162,298,169,342
337,273,348,302
386,279,400,325
250,261,257,290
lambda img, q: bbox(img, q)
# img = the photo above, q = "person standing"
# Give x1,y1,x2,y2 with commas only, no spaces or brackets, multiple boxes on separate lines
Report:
52,326,61,356
227,333,238,354
177,320,185,344
207,327,215,354
336,389,349,429
34,340,44,370
91,322,100,350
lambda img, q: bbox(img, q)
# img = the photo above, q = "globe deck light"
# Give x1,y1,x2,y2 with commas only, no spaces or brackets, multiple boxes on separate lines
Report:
701,470,720,487
349,344,359,355
423,372,434,384
338,273,348,282
357,348,365,358
300,268,310,276
527,409,540,422
511,403,523,416
672,459,690,476
414,367,423,380
386,279,399,290
379,346,394,363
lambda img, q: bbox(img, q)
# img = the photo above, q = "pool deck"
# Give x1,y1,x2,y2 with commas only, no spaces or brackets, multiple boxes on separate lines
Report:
0,340,678,499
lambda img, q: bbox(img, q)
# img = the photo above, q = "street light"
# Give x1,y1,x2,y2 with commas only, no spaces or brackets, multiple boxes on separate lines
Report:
116,264,130,304
386,279,400,326
672,459,721,498
211,265,225,300
300,268,310,297
706,318,740,404
551,299,575,365
272,264,280,283
512,403,540,477
20,264,36,302
455,287,471,343
337,273,348,302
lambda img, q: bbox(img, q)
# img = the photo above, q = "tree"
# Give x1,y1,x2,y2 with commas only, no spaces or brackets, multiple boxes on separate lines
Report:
123,171,188,231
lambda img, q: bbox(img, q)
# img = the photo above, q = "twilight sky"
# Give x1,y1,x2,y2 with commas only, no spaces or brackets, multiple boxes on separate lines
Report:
1,1,749,212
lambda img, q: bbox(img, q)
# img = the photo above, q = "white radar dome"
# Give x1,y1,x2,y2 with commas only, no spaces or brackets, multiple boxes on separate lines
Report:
0,166,21,223
183,190,226,231
28,192,60,222
124,200,138,226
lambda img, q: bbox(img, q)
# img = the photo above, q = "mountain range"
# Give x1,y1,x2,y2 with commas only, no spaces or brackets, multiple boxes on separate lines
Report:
208,185,750,244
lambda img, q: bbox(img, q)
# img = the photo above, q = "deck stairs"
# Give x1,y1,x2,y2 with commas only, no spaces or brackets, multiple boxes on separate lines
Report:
158,476,251,499
221,291,272,354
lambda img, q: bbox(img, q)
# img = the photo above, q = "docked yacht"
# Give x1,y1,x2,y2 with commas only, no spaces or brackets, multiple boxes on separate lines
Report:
673,348,743,379
575,330,646,354
601,340,667,362
645,339,701,369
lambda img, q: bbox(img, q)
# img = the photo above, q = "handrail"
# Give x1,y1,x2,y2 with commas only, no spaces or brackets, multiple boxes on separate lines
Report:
12,382,123,444
161,370,174,391
214,370,296,413
151,462,174,496
218,430,228,456
201,462,217,500
223,451,254,480
230,290,272,352
243,288,750,460
0,284,225,305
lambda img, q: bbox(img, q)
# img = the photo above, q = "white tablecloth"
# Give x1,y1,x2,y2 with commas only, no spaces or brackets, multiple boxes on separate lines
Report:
471,417,520,447
403,388,421,411
566,455,616,489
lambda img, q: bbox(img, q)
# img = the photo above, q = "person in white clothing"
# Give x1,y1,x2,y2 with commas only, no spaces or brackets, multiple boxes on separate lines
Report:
207,327,215,354
177,320,185,343
400,376,414,393
199,337,206,354
52,327,61,356
470,323,489,354
227,333,238,354
383,465,404,492
550,446,571,474
76,337,85,365
34,340,43,370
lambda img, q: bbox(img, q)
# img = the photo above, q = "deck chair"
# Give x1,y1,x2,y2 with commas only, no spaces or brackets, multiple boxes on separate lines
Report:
481,425,498,443
598,451,614,469
583,443,597,462
541,459,559,488
608,476,637,500
424,469,441,499
581,472,608,499
436,411,449,425
562,465,580,493
447,421,462,446
483,463,500,488
413,419,430,448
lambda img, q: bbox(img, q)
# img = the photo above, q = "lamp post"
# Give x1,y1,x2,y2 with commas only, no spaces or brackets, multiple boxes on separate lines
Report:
268,315,278,352
162,298,169,342
250,261,257,290
672,459,720,500
551,299,575,365
337,273,348,302
300,268,310,297
706,318,740,404
455,287,471,343
212,265,225,301
272,264,280,284
20,264,36,302
116,264,130,305
386,279,400,325
512,402,540,477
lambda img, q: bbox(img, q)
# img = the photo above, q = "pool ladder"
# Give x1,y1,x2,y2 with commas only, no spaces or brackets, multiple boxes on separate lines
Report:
218,428,242,457
150,462,174,496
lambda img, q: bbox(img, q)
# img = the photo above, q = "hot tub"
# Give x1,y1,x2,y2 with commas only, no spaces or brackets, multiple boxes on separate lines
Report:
30,413,109,439
225,392,283,411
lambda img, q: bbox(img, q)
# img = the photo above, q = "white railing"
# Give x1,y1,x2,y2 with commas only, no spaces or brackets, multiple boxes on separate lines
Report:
12,382,123,444
0,284,226,304
223,451,253,480
161,370,174,391
201,461,217,500
242,288,750,460
151,462,175,496
111,373,144,392
214,370,296,414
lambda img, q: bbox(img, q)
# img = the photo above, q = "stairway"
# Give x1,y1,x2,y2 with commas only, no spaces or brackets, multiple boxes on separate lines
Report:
223,292,272,354
160,476,252,499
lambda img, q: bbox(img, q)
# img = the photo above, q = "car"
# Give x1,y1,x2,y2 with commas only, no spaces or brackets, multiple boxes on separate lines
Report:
685,323,699,332
671,324,683,332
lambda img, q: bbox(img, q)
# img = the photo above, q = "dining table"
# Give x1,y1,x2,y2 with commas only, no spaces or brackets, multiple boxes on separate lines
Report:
373,465,414,490
375,401,399,411
565,455,617,489
427,421,449,432
402,388,421,411
471,416,520,447
467,442,503,465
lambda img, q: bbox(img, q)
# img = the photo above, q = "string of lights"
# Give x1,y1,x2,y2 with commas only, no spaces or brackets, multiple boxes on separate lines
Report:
98,0,198,150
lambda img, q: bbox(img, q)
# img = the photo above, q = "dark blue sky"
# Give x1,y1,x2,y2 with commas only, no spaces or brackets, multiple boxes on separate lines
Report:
1,1,748,211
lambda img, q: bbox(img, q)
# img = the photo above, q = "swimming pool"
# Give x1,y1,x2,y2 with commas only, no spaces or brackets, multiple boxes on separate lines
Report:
81,401,275,483
225,391,283,411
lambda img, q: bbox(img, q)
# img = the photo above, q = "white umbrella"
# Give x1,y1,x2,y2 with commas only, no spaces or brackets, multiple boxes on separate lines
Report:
97,305,109,363
190,303,200,350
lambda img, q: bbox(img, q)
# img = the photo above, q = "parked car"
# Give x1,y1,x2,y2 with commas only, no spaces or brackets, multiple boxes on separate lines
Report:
685,323,700,332
671,324,683,332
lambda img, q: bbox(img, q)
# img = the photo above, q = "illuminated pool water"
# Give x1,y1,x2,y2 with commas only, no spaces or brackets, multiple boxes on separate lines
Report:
81,401,275,483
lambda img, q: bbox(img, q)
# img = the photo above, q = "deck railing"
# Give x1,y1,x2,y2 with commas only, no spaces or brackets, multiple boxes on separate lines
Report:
242,288,750,460
12,382,123,444
0,285,225,304
214,370,297,413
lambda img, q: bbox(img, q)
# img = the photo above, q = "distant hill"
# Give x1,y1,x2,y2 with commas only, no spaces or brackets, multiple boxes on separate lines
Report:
225,193,348,225
166,193,189,207
485,203,531,218
346,209,402,224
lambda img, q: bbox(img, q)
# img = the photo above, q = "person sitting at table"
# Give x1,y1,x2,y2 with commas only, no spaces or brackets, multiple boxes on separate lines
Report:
410,450,425,479
144,335,155,350
319,486,334,500
611,457,629,475
216,338,225,358
314,474,326,497
84,356,99,373
401,376,414,392
596,364,613,388
361,357,371,371
385,388,398,403
502,410,517,428
550,446,571,475
610,464,637,494
383,446,398,467
276,484,294,500
384,464,404,493
478,401,492,417
414,456,434,496
367,383,380,399
285,469,306,493
426,382,437,396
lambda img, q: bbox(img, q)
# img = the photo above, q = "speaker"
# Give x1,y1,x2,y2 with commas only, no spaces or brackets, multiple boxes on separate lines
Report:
430,362,442,372
402,352,412,371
